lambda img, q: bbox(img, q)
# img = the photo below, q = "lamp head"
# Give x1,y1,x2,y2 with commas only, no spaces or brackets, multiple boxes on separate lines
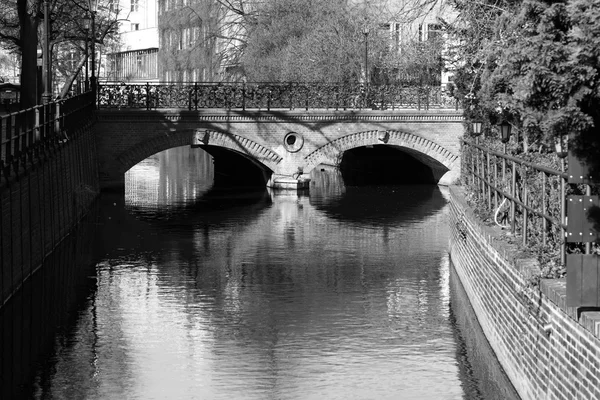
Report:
83,14,91,30
554,134,569,158
500,122,511,143
472,121,482,137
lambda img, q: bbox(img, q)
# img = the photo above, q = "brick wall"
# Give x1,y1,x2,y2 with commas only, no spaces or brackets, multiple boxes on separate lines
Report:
0,124,99,307
449,185,600,400
94,109,464,190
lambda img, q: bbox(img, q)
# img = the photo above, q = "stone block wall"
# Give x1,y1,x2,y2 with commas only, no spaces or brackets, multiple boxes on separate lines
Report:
449,185,600,400
0,123,99,307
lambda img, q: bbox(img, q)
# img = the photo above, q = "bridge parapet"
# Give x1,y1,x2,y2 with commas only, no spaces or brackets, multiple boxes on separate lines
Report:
98,82,461,112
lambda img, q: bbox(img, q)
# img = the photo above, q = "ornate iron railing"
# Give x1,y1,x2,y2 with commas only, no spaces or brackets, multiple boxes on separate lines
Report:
97,81,460,111
0,91,95,184
462,139,567,262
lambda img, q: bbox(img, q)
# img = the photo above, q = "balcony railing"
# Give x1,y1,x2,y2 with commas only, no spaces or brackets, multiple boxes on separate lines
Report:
461,139,567,263
97,81,460,111
0,91,95,184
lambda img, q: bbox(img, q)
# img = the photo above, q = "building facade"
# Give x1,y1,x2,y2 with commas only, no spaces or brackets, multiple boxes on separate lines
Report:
106,0,456,85
105,0,159,82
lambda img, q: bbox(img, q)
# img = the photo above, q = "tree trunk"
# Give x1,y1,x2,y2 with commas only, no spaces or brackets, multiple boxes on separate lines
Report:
18,1,40,109
59,55,87,98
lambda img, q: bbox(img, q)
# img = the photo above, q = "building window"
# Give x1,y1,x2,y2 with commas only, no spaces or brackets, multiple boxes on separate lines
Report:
131,23,139,31
427,24,443,42
131,0,139,12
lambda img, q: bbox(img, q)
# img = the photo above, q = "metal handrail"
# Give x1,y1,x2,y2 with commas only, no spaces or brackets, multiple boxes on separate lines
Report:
462,138,567,263
0,91,95,184
97,81,461,111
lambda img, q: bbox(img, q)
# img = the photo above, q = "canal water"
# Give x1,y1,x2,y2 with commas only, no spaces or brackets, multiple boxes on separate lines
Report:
2,146,519,399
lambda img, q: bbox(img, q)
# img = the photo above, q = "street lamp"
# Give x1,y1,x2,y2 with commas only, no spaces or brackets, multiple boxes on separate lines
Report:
555,133,568,266
42,0,52,104
83,13,91,91
500,121,512,155
554,134,569,159
472,120,482,145
500,121,512,143
89,0,97,103
363,28,369,85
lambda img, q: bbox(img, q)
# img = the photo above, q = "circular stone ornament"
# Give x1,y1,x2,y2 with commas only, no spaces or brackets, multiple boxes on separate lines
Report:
283,132,304,153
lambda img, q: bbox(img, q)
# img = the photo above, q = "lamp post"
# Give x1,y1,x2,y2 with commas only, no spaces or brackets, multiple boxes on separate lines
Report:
83,14,90,91
471,121,483,194
42,0,52,104
555,134,568,265
363,28,369,85
89,0,97,105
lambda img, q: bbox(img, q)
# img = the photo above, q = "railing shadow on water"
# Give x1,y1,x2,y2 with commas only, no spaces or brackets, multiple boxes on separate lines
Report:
461,139,568,264
0,92,95,185
97,81,461,111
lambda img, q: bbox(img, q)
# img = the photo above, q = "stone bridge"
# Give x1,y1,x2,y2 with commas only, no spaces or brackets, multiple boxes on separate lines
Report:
93,108,464,191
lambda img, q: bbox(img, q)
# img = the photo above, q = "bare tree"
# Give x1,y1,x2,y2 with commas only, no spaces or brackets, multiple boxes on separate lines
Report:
0,0,123,107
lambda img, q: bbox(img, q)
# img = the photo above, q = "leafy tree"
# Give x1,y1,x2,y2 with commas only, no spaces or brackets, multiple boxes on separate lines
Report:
450,0,600,166
449,0,600,266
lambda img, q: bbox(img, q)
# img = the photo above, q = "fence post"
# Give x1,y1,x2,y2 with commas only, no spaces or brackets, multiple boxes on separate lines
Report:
242,83,246,111
560,159,566,265
494,156,498,212
523,185,528,246
305,86,309,111
487,152,492,209
541,172,547,247
4,114,13,178
479,147,484,199
55,101,61,138
146,82,151,110
35,108,41,143
511,161,517,235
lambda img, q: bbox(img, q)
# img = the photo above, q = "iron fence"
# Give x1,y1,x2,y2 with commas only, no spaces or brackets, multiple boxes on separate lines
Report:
97,81,460,111
462,139,567,262
0,91,95,184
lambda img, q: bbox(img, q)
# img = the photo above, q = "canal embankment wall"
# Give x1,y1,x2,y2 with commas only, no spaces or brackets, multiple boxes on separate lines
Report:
0,122,99,308
449,185,600,400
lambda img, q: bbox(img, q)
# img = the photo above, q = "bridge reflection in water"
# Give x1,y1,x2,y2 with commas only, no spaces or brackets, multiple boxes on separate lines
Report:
1,146,516,399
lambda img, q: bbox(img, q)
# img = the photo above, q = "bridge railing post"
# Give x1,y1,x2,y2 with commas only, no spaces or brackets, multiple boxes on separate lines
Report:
242,83,246,111
145,82,150,110
267,88,271,111
305,85,309,111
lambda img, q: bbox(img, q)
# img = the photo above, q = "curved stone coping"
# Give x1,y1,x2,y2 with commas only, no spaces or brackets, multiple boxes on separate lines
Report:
304,130,459,172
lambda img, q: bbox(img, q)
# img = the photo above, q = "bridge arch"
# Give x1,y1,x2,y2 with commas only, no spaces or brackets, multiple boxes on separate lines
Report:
113,129,283,177
303,130,459,185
